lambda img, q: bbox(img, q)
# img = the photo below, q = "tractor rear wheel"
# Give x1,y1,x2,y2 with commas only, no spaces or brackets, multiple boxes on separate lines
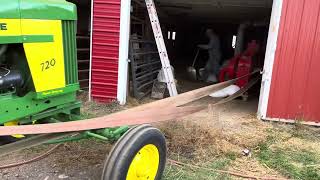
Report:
102,124,167,180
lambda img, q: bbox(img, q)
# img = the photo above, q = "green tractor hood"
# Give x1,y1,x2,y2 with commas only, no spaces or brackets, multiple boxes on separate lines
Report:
0,0,77,20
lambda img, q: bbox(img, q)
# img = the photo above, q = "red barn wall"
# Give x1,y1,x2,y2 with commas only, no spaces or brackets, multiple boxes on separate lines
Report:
267,0,320,123
91,0,121,102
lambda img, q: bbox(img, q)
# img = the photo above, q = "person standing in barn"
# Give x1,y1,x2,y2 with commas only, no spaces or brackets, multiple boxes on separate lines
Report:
198,29,222,83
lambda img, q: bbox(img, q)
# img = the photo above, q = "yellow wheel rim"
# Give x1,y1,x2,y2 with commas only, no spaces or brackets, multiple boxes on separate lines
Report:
126,144,160,180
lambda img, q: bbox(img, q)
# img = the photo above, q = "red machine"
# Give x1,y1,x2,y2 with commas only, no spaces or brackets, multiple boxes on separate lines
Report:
219,40,259,88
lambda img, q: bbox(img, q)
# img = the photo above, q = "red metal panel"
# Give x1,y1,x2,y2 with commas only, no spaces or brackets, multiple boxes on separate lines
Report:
267,0,320,123
91,0,121,102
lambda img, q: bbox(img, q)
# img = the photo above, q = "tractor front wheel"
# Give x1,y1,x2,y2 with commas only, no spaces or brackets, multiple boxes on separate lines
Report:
102,124,167,180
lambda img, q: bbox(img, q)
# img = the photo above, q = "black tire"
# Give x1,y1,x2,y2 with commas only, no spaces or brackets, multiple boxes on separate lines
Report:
102,124,167,180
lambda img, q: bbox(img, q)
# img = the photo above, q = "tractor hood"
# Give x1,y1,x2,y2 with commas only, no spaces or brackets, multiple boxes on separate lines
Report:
0,0,77,20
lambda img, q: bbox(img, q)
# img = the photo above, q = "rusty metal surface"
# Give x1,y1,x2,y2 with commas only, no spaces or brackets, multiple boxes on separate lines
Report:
91,0,121,102
267,0,320,123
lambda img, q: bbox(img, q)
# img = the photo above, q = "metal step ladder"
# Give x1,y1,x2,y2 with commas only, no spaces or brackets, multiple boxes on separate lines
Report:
144,0,178,97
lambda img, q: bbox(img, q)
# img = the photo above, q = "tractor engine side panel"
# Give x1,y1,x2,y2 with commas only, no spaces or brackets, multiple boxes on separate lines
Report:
0,0,81,126
22,19,66,93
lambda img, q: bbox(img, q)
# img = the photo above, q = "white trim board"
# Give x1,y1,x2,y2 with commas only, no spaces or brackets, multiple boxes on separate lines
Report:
264,117,320,127
257,0,283,119
117,0,132,105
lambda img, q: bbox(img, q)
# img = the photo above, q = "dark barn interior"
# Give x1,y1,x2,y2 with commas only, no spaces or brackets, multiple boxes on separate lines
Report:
129,0,273,99
68,0,91,90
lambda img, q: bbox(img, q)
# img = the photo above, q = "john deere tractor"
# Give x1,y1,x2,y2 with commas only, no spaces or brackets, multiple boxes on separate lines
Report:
0,1,167,179
0,0,81,139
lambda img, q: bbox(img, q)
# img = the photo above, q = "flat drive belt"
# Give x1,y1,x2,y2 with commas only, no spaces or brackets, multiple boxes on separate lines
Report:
0,71,260,136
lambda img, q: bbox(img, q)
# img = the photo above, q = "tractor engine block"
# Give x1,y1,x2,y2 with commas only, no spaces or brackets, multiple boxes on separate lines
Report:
0,68,23,91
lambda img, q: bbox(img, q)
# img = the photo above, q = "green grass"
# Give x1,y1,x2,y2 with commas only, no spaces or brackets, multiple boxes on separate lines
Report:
162,125,320,180
256,132,320,180
163,127,320,180
163,156,234,180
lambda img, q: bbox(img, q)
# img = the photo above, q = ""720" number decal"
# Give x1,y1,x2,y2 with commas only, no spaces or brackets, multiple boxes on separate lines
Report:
41,59,56,71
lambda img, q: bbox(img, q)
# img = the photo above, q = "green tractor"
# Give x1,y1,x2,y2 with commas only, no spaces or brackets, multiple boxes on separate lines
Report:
0,0,167,179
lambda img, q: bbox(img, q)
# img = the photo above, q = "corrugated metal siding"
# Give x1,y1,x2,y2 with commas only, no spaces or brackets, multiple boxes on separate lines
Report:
267,0,320,123
91,0,121,102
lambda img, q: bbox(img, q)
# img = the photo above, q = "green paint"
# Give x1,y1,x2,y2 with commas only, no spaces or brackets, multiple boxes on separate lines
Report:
0,0,84,145
36,83,79,99
20,0,77,20
45,126,130,144
97,126,130,141
22,35,54,43
0,36,23,44
0,0,77,20
62,21,78,85
0,35,54,44
0,91,78,124
0,0,20,19
85,131,109,141
19,101,81,124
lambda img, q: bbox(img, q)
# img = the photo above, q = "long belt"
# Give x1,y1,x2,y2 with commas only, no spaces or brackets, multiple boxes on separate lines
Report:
0,71,260,136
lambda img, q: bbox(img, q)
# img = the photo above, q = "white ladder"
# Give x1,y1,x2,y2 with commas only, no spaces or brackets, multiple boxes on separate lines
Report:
144,0,178,96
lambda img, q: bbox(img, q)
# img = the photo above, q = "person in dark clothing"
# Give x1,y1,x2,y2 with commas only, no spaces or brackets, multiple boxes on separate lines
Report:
198,29,221,82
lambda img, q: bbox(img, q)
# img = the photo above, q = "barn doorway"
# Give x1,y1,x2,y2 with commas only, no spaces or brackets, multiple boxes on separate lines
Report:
67,0,92,91
129,0,277,111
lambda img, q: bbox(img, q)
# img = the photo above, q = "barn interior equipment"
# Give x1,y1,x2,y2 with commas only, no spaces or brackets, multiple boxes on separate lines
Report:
219,40,260,88
187,48,200,81
0,0,167,179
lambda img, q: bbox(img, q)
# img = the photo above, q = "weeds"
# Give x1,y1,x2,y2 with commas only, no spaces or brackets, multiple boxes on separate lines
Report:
80,100,124,119
163,157,233,180
256,131,320,180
